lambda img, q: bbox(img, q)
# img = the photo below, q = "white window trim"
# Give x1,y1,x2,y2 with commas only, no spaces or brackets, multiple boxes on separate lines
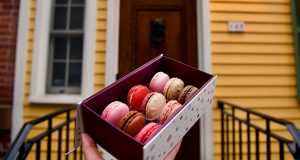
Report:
105,0,213,159
30,0,97,104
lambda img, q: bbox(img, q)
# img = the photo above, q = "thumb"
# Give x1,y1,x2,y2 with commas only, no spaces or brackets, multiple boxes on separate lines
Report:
82,133,103,160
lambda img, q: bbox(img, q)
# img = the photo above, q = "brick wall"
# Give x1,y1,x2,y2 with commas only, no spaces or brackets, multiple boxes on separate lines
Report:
0,0,19,157
0,0,19,105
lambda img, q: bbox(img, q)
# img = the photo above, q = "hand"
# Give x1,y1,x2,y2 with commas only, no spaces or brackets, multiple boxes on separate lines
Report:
82,133,103,160
82,133,181,160
164,139,182,160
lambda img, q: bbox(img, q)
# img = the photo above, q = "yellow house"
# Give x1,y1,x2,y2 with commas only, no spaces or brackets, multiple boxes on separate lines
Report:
11,0,300,159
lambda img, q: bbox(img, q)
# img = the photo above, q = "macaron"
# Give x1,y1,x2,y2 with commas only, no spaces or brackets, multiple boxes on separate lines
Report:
101,101,129,126
135,122,161,144
141,92,166,121
159,100,183,125
162,78,184,101
178,85,198,104
149,72,170,93
117,110,146,137
127,85,150,111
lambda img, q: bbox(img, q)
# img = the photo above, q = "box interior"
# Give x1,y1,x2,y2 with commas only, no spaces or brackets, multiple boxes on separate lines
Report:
81,55,214,159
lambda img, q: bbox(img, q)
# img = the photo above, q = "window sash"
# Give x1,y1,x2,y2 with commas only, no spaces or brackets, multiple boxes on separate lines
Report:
47,0,85,94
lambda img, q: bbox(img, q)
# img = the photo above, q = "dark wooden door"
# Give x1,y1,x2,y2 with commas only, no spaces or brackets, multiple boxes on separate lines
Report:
118,0,199,159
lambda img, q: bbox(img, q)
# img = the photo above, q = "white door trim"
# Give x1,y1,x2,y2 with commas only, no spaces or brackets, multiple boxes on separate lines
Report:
105,0,212,159
197,0,213,159
11,0,31,140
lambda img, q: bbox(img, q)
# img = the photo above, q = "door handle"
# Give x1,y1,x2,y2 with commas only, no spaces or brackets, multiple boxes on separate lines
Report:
151,18,165,44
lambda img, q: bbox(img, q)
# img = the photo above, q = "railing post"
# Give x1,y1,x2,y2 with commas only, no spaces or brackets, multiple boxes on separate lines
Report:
36,140,41,160
218,101,225,160
47,118,52,160
279,141,284,160
247,112,250,160
266,119,271,160
226,114,229,160
58,128,62,160
239,121,242,160
255,129,259,160
66,110,70,160
232,108,236,160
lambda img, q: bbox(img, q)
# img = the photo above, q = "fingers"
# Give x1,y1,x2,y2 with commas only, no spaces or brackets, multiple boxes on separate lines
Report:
82,133,103,160
164,139,182,160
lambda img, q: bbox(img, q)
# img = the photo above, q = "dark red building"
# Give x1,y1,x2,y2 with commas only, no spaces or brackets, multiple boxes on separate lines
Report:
0,0,19,157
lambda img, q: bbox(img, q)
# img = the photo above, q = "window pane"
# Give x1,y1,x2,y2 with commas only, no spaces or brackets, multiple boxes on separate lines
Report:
72,0,84,4
52,62,66,86
53,37,67,59
54,7,67,30
68,62,82,86
70,37,83,59
70,7,83,29
297,0,300,27
56,0,68,4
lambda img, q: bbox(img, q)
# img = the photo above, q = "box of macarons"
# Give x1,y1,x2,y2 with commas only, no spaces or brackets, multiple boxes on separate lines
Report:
80,55,216,159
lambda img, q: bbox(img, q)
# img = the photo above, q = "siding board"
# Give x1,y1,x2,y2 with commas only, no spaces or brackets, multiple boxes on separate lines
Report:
215,86,296,97
213,54,295,65
211,2,291,13
212,33,293,44
211,12,291,23
212,98,299,109
213,109,300,120
216,75,296,86
212,43,294,54
211,0,289,4
213,65,295,75
97,20,107,30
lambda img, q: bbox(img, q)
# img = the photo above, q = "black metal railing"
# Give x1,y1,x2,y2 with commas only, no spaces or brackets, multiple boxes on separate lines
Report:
4,105,81,160
218,100,300,160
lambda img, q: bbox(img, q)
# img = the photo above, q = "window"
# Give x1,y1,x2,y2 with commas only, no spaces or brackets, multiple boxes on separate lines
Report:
291,0,300,102
30,0,96,103
47,0,84,94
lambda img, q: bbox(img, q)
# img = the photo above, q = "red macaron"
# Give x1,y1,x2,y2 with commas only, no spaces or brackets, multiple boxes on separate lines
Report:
127,85,150,111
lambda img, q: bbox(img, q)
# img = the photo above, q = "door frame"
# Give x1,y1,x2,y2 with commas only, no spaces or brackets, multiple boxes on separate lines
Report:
105,0,213,159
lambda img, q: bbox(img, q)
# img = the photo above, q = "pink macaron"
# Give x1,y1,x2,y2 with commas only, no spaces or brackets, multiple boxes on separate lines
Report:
149,72,170,93
159,100,183,125
127,85,150,111
135,122,161,144
141,92,166,121
101,101,130,126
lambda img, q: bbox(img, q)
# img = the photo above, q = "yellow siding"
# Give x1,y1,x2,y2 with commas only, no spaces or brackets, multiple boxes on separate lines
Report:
211,0,300,159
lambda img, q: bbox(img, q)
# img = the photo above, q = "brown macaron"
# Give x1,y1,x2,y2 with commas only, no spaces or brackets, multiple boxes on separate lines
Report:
162,78,184,101
178,85,198,104
117,110,146,137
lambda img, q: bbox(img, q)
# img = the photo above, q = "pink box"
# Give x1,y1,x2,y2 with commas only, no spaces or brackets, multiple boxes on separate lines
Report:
81,55,216,159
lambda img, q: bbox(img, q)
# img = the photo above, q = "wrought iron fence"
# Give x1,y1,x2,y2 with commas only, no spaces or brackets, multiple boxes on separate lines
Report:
218,100,300,160
4,105,81,160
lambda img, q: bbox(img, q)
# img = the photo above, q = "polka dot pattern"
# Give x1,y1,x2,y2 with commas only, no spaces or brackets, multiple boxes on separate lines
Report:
143,77,216,160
